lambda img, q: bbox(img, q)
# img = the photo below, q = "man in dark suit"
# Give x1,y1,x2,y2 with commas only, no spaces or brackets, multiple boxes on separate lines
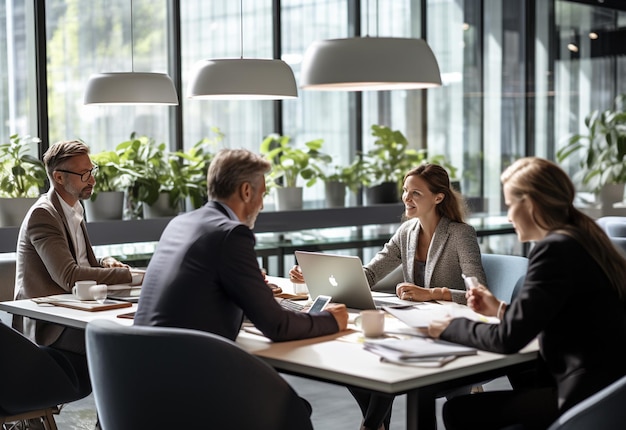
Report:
134,148,348,341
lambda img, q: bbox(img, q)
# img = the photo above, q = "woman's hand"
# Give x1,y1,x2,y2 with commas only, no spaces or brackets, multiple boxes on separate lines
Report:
466,285,501,317
396,283,432,302
396,283,451,301
289,265,305,283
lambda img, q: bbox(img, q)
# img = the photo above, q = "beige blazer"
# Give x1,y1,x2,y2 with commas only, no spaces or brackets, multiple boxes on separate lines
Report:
363,216,487,304
13,189,131,346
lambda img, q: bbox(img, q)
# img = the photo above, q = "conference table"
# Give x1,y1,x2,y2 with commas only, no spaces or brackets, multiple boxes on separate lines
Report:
0,288,538,430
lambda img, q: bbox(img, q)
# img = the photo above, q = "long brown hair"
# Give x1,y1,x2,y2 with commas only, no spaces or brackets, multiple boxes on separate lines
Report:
501,157,626,301
404,164,466,223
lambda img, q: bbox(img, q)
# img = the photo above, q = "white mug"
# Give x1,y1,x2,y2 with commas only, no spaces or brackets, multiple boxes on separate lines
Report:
72,280,97,300
131,272,144,285
357,309,385,338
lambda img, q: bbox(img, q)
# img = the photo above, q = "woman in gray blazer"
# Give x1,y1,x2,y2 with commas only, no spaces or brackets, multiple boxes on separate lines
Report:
291,164,487,430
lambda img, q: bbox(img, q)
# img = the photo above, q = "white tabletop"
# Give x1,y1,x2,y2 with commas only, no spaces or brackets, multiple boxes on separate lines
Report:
0,287,538,430
0,298,136,328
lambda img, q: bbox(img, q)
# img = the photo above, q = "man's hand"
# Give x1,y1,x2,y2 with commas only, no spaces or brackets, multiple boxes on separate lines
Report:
324,303,349,331
418,316,453,338
100,256,128,268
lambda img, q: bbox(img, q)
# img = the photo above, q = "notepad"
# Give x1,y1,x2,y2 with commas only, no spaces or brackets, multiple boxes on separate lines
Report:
363,337,477,367
365,337,477,359
32,295,132,312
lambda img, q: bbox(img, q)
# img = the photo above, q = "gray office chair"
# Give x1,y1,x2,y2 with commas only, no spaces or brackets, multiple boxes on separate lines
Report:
547,374,626,430
85,319,314,430
481,254,528,303
596,217,626,255
0,322,91,430
0,259,16,326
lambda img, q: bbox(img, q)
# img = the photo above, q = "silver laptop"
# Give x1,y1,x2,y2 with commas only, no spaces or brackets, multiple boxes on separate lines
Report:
295,250,406,310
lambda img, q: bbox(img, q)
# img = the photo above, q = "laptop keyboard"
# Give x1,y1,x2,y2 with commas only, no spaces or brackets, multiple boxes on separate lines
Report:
280,299,306,312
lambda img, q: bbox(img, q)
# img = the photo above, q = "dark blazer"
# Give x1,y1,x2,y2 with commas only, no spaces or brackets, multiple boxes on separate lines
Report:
441,232,626,412
13,189,131,346
134,201,339,341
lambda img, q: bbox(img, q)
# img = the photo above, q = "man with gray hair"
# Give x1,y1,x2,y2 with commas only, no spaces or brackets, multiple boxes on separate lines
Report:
135,148,348,341
14,140,134,354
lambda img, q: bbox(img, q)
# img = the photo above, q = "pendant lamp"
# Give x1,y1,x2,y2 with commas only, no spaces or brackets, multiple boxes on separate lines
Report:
83,0,178,105
300,37,442,91
187,0,297,100
300,0,441,92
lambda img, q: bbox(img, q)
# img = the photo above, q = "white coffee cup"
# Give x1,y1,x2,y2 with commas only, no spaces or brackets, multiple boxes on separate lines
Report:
357,309,385,338
131,272,144,285
72,280,97,300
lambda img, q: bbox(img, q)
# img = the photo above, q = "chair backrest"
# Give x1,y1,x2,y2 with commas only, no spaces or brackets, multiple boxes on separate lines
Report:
547,374,626,430
85,319,314,430
606,222,626,238
596,216,626,235
481,254,528,303
0,322,90,416
371,265,404,293
0,259,16,302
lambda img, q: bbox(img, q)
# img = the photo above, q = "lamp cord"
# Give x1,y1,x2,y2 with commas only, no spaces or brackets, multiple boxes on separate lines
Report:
130,0,135,71
239,0,244,58
375,0,379,37
365,0,369,36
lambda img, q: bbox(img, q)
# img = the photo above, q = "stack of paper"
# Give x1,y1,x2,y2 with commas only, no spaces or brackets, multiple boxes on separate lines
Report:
364,337,477,367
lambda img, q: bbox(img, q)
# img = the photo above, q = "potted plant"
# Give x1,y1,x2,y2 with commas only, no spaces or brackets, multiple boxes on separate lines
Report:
84,149,137,221
169,129,223,211
117,134,180,219
319,159,363,208
359,125,460,204
0,134,47,226
557,94,626,208
359,125,427,204
260,133,331,210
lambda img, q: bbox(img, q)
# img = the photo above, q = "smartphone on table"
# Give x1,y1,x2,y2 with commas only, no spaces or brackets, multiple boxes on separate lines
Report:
307,295,332,314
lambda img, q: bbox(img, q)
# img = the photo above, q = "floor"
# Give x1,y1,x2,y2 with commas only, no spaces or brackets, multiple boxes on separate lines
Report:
51,374,511,430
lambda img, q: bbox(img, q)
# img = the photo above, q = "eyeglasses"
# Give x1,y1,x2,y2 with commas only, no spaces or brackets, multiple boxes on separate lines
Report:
56,165,99,182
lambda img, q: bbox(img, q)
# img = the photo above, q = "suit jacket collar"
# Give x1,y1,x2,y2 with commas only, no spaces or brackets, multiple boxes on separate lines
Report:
46,189,98,265
208,200,237,221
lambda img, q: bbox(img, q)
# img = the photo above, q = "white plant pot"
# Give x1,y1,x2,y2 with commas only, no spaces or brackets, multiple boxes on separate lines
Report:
600,183,625,208
325,181,347,208
0,197,38,227
84,191,125,221
275,187,303,211
142,193,180,219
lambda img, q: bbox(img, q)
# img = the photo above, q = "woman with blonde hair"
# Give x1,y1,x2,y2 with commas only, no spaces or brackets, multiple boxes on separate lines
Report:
427,157,626,429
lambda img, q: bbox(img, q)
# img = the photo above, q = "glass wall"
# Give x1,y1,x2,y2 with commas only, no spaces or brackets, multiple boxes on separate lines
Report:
0,1,38,145
1,0,625,216
45,0,171,152
552,0,626,188
181,1,274,157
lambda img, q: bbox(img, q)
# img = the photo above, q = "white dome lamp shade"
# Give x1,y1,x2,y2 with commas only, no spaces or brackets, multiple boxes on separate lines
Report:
83,0,179,106
300,37,442,91
84,72,179,105
187,58,297,100
187,0,297,101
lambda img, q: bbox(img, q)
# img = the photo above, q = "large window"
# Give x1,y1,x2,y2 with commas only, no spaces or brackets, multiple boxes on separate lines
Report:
181,1,274,157
45,0,171,152
0,1,38,145
1,0,625,215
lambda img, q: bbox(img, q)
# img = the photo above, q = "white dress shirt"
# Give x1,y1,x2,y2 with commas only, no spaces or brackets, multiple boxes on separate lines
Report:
57,193,91,267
